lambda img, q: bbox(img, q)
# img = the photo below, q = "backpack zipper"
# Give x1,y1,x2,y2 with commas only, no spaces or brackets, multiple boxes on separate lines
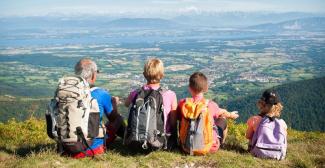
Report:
256,146,282,151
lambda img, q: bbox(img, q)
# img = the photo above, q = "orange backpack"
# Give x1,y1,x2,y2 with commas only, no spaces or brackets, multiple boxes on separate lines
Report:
179,98,214,155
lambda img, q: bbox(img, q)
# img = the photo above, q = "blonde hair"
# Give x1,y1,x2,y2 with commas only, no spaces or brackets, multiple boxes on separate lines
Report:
143,58,164,84
257,100,283,118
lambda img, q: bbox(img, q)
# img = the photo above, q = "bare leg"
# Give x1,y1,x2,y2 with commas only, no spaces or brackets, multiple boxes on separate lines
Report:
222,127,228,144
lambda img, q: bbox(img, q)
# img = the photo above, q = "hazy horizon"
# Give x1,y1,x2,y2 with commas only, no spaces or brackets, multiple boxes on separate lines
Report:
1,0,324,17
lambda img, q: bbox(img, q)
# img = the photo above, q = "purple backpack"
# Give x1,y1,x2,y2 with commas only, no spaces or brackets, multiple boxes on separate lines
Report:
250,116,287,160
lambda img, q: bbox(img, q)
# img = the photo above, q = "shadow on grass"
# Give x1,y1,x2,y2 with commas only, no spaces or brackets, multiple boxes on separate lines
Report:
106,138,157,156
222,143,248,154
0,139,248,158
106,137,182,156
108,138,248,156
0,143,56,157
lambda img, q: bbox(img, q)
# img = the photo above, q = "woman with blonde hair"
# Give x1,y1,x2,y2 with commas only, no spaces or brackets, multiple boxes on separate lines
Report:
124,58,178,151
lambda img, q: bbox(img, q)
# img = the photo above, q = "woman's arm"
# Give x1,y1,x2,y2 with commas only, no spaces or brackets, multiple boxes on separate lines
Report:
124,97,131,107
169,94,178,133
124,91,136,107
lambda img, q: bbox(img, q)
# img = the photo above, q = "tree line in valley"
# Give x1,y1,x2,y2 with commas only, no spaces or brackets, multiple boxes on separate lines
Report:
0,77,324,132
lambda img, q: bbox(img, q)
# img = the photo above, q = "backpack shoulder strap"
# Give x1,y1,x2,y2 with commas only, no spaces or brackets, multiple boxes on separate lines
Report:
185,98,192,104
251,116,269,148
136,87,145,96
131,87,144,98
158,87,168,94
131,87,145,104
61,75,88,85
90,87,99,92
204,99,209,107
138,87,144,92
259,116,270,126
76,127,95,159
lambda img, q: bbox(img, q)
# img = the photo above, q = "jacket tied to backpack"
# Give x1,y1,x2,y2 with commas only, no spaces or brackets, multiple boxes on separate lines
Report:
179,98,214,155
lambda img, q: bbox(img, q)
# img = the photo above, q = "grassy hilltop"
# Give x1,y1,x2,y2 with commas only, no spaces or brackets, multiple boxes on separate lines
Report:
0,118,324,168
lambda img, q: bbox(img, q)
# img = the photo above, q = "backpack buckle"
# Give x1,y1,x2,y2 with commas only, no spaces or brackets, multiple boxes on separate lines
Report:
142,141,148,149
189,120,196,134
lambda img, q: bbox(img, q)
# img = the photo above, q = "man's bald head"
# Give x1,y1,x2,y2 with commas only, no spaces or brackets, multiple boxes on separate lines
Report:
74,58,98,83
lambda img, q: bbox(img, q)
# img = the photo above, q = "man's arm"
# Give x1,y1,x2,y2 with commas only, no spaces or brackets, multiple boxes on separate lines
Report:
105,95,125,138
107,96,120,121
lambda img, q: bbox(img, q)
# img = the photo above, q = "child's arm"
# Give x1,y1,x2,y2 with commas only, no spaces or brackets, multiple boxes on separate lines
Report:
219,108,239,119
246,117,255,139
246,127,254,140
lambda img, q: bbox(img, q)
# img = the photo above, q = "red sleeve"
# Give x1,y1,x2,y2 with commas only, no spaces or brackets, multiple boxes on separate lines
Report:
176,99,186,120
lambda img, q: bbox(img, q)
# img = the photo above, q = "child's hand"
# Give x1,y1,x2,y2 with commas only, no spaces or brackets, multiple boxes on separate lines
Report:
230,111,239,119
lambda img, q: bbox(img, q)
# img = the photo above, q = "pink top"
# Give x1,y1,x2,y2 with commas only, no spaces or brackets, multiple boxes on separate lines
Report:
127,85,177,134
246,115,288,141
178,94,223,152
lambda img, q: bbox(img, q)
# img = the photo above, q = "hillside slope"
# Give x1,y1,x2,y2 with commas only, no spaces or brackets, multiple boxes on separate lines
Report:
0,118,324,168
0,96,49,122
1,77,324,132
226,77,325,131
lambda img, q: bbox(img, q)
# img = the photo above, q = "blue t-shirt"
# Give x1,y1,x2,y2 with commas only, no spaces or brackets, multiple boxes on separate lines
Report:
90,87,113,149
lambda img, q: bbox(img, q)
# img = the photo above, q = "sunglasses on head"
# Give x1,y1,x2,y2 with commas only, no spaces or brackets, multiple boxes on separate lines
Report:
262,93,279,104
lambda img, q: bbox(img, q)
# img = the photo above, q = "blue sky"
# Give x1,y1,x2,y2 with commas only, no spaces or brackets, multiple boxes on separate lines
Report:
0,0,324,16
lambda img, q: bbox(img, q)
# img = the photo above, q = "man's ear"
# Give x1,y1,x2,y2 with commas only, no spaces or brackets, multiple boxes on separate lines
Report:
90,72,96,83
91,73,95,80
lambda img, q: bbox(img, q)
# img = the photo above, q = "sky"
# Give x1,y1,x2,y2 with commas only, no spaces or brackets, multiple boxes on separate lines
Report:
0,0,324,17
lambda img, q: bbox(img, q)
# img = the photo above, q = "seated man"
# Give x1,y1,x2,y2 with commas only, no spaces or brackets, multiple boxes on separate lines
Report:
71,58,125,158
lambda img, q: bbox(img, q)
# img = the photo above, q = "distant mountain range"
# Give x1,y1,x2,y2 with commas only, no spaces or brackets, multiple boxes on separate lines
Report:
249,17,325,32
226,77,325,131
1,12,325,30
105,18,179,29
171,12,324,27
97,16,325,31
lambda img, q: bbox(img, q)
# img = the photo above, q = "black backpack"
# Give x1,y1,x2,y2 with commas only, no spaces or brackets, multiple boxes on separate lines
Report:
123,87,167,151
